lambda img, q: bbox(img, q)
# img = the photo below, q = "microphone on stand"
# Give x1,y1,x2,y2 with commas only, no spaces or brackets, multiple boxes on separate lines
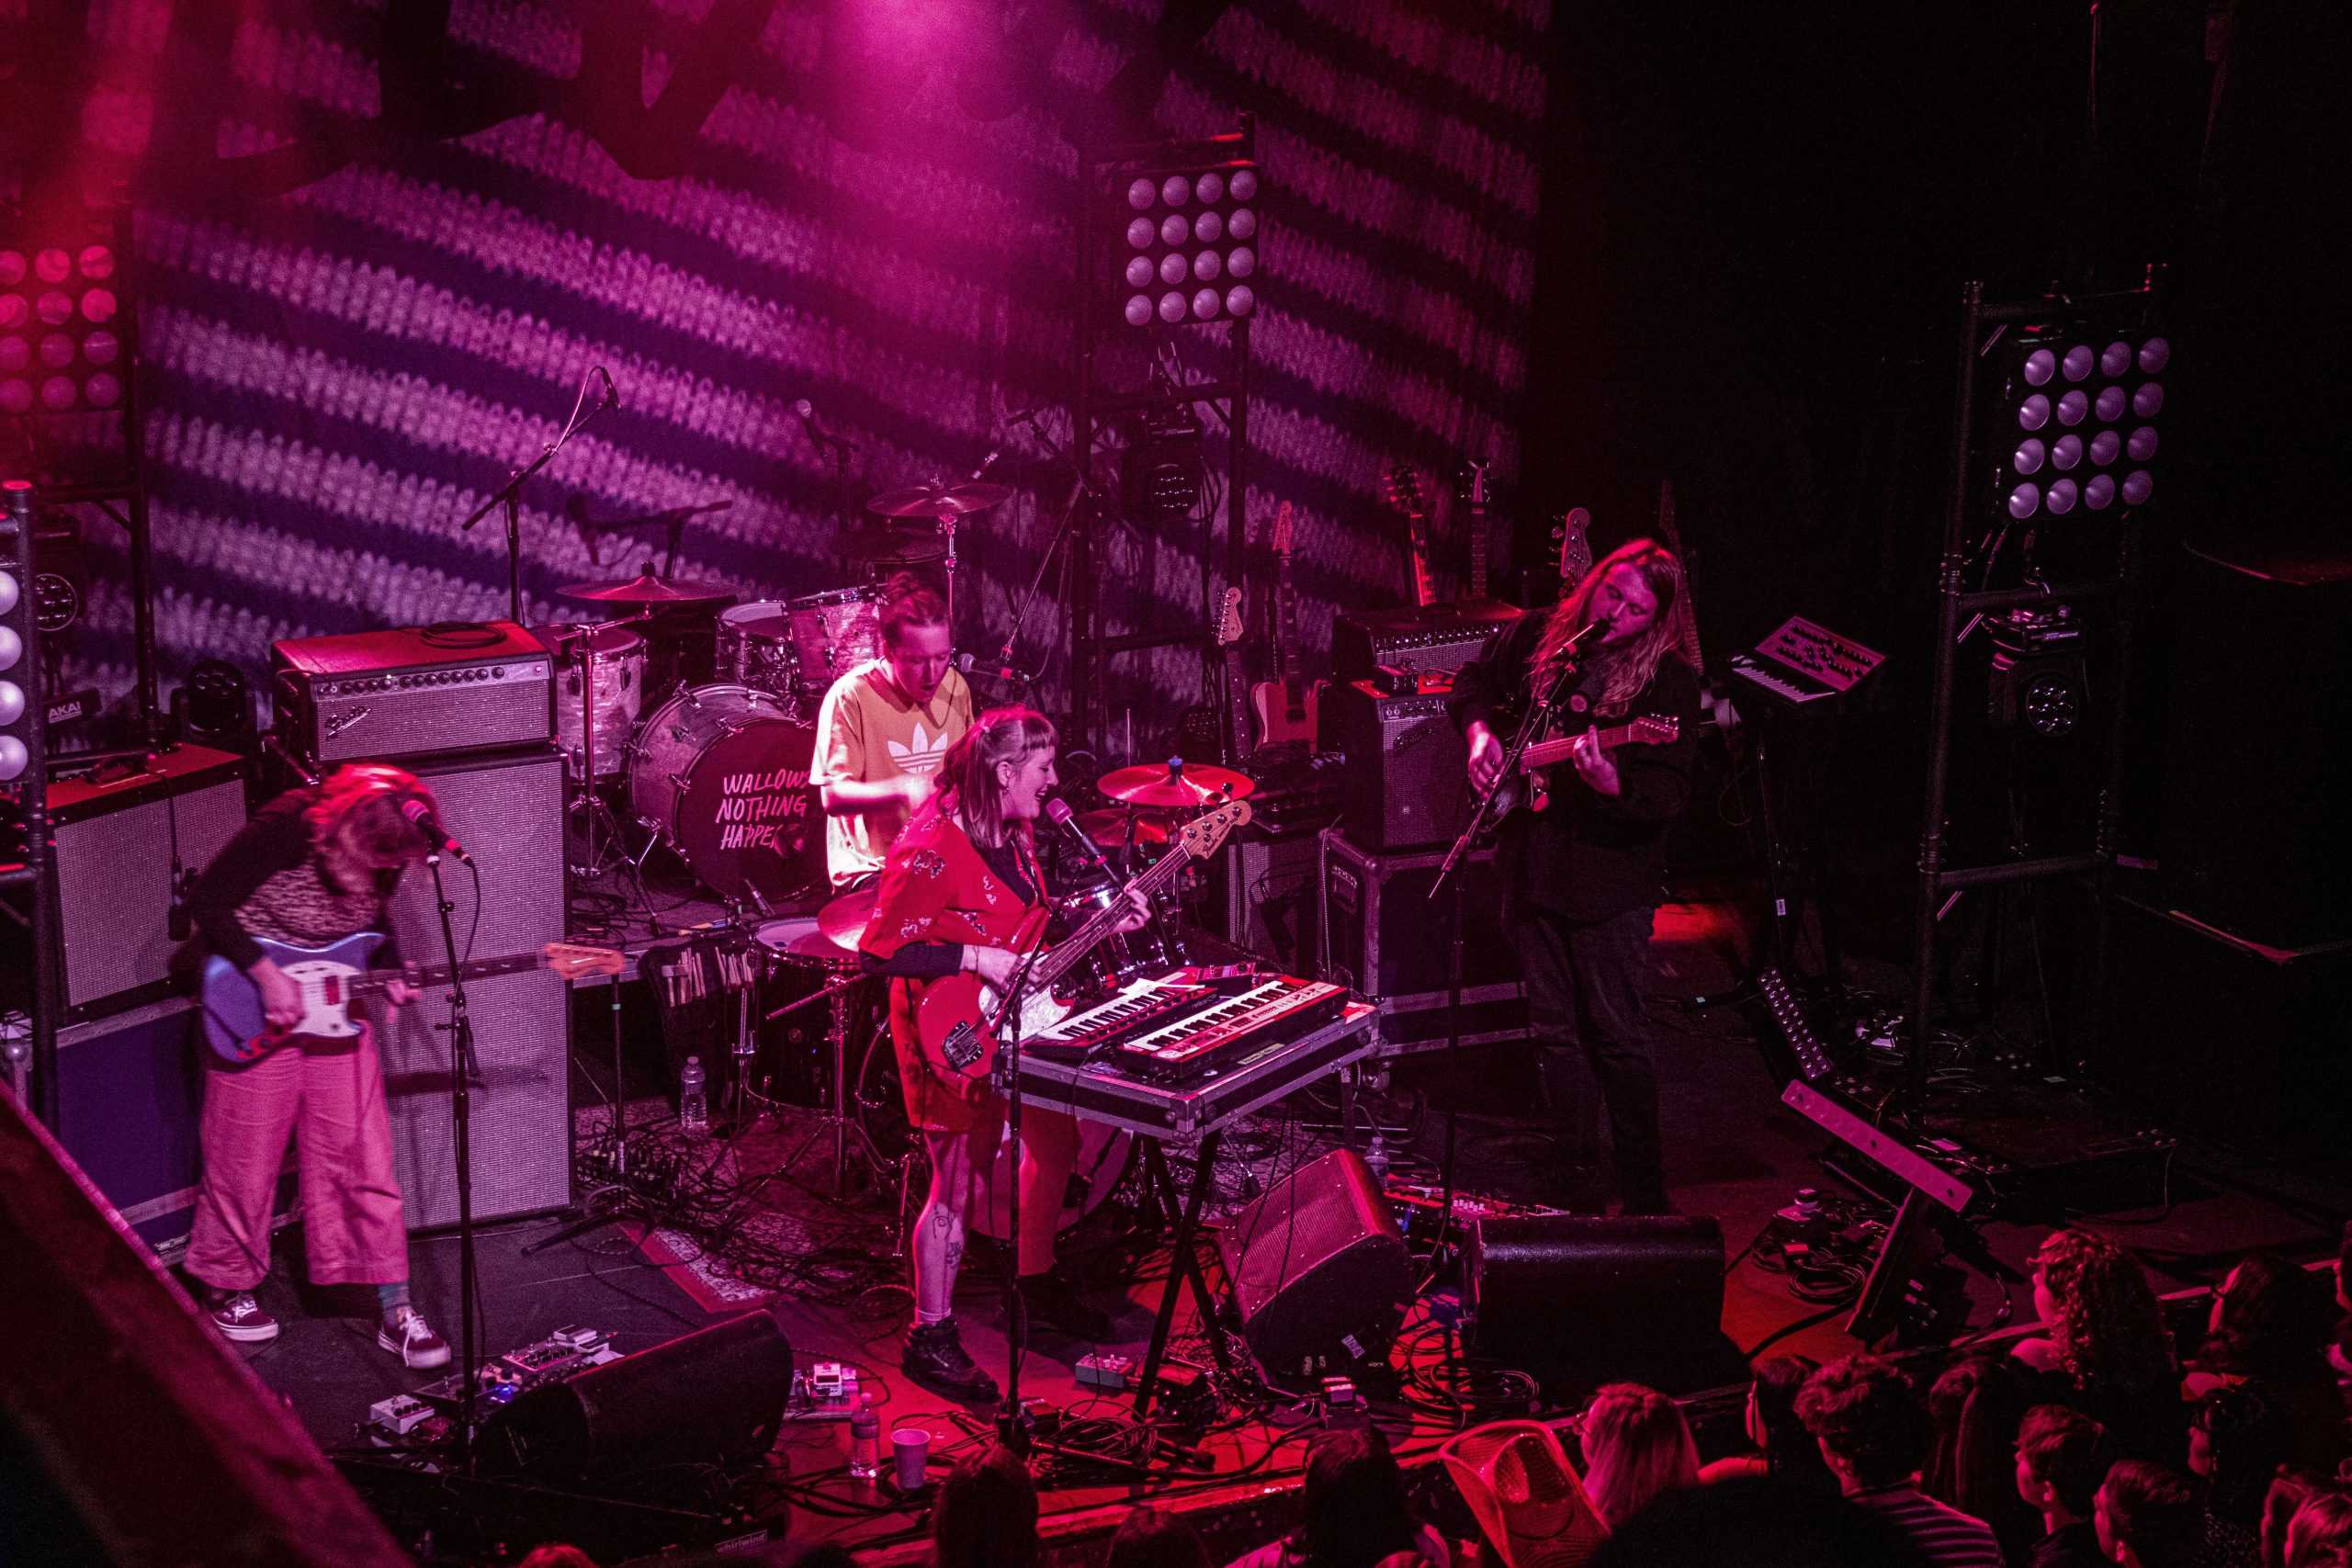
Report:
1562,617,1611,659
967,447,1003,482
595,366,621,411
956,650,1033,685
793,398,854,451
400,795,475,867
1043,797,1111,874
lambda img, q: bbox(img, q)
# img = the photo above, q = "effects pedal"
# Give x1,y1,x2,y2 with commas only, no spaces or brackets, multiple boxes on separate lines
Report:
786,1360,863,1421
1075,1351,1135,1392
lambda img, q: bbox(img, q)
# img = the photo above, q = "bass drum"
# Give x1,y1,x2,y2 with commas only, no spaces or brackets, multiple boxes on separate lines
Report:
853,1026,1135,1242
628,684,822,909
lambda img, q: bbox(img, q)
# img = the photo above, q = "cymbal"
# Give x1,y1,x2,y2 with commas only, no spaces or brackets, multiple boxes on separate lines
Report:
1074,807,1171,848
842,521,947,563
1097,761,1255,809
783,928,861,965
865,480,1013,519
556,570,737,607
816,886,878,952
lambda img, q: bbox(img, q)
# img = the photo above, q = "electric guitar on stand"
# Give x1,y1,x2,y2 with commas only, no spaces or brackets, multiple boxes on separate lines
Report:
1250,502,1328,747
1383,466,1440,609
1464,457,1498,604
917,801,1251,1081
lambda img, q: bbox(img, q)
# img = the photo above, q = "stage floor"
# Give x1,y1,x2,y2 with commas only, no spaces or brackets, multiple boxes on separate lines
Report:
207,948,2351,1563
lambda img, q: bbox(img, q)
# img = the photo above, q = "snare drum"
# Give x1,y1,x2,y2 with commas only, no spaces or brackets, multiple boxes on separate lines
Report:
716,601,800,704
537,623,646,778
786,586,885,694
627,683,822,909
746,916,865,1108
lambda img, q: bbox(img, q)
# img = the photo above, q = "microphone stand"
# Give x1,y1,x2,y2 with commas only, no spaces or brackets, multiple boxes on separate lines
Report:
990,926,1054,1457
986,413,1101,695
1425,649,1584,1349
459,373,613,624
421,851,483,1475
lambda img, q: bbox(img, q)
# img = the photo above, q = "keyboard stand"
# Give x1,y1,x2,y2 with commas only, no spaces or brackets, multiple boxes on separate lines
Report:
1130,1134,1237,1418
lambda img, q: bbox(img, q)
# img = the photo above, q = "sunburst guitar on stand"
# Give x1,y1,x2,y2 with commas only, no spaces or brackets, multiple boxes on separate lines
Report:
199,934,625,1065
1382,465,1440,609
917,800,1250,1082
1249,502,1328,746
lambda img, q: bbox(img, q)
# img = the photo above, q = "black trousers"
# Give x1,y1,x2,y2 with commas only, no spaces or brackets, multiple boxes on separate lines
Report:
1511,903,1668,1211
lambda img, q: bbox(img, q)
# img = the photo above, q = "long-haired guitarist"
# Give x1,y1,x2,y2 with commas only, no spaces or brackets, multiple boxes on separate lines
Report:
1452,538,1700,1215
856,706,1146,1402
182,761,450,1367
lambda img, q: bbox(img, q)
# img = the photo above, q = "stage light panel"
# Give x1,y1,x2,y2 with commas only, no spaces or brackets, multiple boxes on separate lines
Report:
1990,328,2170,523
1,231,125,414
1102,159,1261,326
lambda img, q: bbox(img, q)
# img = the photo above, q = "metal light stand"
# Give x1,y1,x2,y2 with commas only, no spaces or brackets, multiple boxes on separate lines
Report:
2,484,61,1126
1905,277,2156,1120
421,852,483,1473
1071,118,1255,754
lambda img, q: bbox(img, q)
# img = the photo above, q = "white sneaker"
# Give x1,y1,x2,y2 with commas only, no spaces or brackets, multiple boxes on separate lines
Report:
376,1306,452,1370
209,1292,280,1343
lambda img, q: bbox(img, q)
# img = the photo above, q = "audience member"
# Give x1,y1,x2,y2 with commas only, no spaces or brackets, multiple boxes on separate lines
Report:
2283,1484,2352,1568
1108,1507,1212,1568
1923,1352,2042,1562
2095,1461,2200,1568
2014,1404,2112,1568
2014,1230,2186,1463
775,1548,857,1568
1794,1355,2003,1568
1700,1356,1838,1493
1577,1382,1702,1531
1224,1427,1451,1568
518,1549,597,1568
933,1443,1040,1568
2194,1384,2296,1566
2189,1253,2351,1473
1588,1473,1928,1568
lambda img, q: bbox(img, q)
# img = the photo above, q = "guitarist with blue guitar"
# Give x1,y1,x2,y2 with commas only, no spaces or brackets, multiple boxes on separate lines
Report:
1451,537,1700,1216
183,763,516,1367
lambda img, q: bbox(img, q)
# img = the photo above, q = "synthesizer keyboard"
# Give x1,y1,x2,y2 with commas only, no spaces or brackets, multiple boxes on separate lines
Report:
1114,976,1349,1077
1026,976,1215,1063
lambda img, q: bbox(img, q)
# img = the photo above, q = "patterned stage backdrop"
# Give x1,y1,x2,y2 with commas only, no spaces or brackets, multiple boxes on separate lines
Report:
39,0,1547,758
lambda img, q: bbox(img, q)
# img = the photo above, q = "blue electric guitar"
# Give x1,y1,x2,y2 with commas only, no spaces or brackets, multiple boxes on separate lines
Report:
199,933,623,1066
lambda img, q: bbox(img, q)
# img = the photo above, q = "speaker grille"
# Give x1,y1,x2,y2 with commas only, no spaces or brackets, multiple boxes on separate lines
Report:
1218,1146,1410,1382
379,747,571,1229
51,761,248,1015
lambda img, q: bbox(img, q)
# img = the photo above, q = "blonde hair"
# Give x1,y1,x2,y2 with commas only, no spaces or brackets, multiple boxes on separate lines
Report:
1579,1382,1701,1529
917,705,1056,852
1534,538,1687,716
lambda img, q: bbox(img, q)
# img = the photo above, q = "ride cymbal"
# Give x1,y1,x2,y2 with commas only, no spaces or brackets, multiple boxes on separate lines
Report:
555,571,737,606
1096,761,1255,809
865,480,1013,518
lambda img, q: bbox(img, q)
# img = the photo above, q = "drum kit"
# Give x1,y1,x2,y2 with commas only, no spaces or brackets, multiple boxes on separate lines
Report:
540,477,1015,909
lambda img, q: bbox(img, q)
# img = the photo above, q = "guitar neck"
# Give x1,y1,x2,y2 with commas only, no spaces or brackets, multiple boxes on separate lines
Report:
1030,851,1191,994
1519,722,1652,772
1468,509,1489,601
1407,516,1437,608
350,951,545,1000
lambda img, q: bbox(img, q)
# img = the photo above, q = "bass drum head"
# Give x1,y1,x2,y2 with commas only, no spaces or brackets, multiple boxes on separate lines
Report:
628,683,821,908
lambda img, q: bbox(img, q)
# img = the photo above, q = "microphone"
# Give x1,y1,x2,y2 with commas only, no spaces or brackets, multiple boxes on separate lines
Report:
399,795,475,867
595,366,620,411
792,398,853,450
1043,797,1109,874
1563,617,1611,657
956,650,1033,684
967,447,1003,482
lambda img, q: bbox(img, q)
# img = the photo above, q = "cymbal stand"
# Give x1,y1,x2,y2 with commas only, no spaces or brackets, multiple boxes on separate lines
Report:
766,976,895,1204
983,414,1101,688
551,610,650,883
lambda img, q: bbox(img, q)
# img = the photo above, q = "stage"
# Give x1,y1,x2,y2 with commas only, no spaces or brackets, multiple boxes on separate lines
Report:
207,942,2346,1564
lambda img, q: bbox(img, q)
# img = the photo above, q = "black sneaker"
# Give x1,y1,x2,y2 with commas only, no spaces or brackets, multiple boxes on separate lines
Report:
902,1318,1000,1404
1018,1269,1112,1343
208,1291,279,1343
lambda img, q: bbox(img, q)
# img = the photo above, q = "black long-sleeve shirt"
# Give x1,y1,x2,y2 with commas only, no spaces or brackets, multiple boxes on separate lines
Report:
1450,613,1701,922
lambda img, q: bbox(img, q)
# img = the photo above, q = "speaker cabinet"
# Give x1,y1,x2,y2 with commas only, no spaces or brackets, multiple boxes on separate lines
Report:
1216,1146,1410,1384
1465,1213,1725,1363
1318,825,1528,1055
1327,680,1469,852
26,744,248,1021
379,746,571,1230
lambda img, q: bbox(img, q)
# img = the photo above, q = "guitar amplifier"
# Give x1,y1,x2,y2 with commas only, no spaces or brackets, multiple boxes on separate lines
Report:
3,744,251,1021
1330,598,1521,685
1326,677,1469,851
273,620,553,764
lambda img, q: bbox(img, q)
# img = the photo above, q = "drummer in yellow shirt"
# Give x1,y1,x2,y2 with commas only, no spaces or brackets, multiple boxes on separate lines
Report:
810,573,975,888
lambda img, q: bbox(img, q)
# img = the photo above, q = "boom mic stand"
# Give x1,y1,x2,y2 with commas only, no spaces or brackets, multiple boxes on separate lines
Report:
459,370,615,624
421,851,484,1474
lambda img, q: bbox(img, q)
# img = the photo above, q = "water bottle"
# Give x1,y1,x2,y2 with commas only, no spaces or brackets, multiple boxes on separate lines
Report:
1363,1132,1390,1185
848,1393,882,1482
678,1056,707,1134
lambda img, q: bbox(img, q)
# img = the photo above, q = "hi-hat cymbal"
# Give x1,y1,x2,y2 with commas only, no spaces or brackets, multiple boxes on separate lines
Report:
1097,761,1255,809
816,886,878,952
865,480,1013,519
556,571,737,607
1074,807,1171,849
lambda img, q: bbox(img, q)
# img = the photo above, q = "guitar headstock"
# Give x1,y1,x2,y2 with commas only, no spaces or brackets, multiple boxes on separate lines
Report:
1272,500,1295,559
1553,506,1594,591
1382,464,1427,519
545,942,626,980
1176,798,1252,860
1630,716,1680,746
1464,457,1491,510
1212,585,1243,647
